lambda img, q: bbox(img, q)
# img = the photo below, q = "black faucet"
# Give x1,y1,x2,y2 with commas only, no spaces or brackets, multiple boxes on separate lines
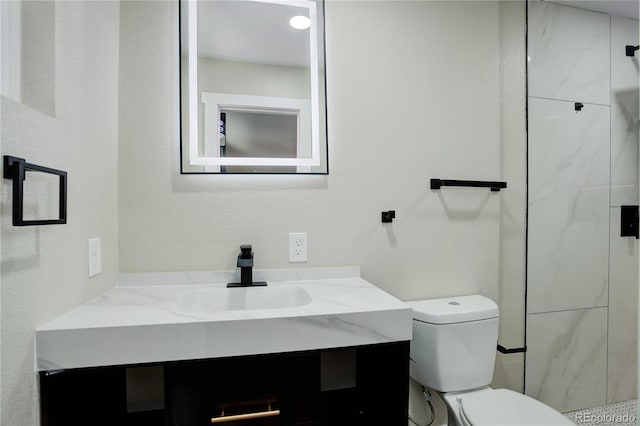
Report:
227,244,267,288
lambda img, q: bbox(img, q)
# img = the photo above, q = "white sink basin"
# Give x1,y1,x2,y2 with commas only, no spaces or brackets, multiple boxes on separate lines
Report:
173,286,312,317
36,268,414,370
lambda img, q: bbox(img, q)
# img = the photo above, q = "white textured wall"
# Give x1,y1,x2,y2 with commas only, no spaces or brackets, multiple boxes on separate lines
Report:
0,2,120,425
0,1,506,425
120,5,501,425
119,0,501,301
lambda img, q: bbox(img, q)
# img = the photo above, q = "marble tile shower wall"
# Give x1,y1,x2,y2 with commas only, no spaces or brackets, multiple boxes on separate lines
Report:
525,1,638,413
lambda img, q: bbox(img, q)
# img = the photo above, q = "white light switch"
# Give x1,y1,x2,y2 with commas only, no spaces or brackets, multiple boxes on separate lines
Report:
88,238,102,277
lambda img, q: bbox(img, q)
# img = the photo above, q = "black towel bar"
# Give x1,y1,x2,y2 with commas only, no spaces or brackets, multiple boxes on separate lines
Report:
3,156,67,226
430,179,507,192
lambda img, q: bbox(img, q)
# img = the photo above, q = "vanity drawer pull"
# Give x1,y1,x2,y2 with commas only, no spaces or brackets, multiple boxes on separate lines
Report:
210,408,280,423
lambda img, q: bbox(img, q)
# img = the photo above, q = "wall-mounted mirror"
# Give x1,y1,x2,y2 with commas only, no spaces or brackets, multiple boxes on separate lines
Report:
179,0,328,174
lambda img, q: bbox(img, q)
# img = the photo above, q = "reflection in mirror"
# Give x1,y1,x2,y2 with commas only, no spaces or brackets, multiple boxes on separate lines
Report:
179,0,328,174
220,110,298,173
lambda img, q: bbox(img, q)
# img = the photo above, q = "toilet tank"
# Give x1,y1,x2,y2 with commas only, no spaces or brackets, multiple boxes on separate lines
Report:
406,295,499,392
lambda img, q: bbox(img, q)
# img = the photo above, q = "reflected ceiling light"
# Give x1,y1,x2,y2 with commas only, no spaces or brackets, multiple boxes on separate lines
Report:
289,15,311,30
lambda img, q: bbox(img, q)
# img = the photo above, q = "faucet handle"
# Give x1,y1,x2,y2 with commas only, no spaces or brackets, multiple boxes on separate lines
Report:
239,244,252,258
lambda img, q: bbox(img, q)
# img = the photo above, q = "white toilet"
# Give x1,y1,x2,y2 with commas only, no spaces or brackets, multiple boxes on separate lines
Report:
407,295,574,426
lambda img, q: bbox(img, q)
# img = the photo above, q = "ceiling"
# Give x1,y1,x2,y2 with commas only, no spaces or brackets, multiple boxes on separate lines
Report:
196,1,311,67
184,0,637,68
550,0,639,19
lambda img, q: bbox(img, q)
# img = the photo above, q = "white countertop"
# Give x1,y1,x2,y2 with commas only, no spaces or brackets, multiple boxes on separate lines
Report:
36,267,412,370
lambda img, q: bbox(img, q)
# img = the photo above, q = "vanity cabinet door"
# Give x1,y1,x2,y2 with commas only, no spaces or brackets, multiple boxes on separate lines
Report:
354,343,410,425
165,352,319,426
39,367,128,426
318,342,410,425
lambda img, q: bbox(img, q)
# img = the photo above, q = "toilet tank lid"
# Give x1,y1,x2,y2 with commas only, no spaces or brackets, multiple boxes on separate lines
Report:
406,295,498,324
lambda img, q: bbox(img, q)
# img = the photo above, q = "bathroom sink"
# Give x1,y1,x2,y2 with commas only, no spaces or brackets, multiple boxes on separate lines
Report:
173,286,312,317
36,268,414,370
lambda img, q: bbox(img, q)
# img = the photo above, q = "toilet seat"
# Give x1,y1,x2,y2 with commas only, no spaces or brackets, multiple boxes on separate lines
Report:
455,388,574,426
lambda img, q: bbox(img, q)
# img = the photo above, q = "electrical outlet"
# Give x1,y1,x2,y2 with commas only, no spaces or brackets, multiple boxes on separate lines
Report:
289,232,308,262
88,238,102,277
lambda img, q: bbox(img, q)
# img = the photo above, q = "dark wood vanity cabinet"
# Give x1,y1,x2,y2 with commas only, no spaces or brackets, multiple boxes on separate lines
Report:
39,341,409,426
40,367,130,426
166,352,318,425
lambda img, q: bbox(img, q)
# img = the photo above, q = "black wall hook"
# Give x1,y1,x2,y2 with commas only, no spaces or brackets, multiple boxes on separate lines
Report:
626,45,639,57
381,210,396,223
497,344,527,354
574,102,584,111
621,205,639,239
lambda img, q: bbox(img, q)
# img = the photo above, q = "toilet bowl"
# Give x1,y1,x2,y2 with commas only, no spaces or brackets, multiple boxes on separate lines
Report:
407,295,574,426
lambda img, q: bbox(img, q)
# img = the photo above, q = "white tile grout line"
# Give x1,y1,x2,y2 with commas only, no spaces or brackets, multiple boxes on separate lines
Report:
565,398,637,426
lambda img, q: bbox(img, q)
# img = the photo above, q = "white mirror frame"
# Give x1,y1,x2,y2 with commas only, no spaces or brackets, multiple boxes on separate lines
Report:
199,92,314,167
187,0,321,168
